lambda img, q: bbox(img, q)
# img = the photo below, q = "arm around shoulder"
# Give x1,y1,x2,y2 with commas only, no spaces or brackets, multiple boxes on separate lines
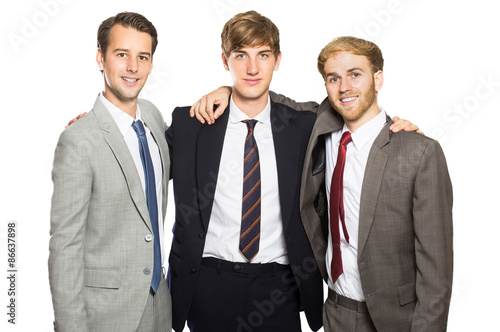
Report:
269,91,320,112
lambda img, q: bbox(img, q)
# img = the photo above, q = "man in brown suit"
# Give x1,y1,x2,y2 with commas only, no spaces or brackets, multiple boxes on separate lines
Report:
294,37,453,331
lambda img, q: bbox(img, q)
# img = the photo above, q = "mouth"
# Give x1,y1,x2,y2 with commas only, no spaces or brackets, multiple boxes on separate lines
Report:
122,77,139,85
339,96,358,106
244,78,261,85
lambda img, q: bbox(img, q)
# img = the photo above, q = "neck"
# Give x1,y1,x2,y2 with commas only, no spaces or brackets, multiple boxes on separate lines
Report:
232,89,269,118
102,91,138,118
344,104,381,132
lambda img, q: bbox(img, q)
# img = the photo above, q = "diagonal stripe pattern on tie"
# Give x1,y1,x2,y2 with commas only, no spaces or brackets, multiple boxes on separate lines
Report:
240,120,261,262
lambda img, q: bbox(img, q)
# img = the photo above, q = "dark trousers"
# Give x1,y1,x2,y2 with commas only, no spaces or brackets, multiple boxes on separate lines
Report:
187,257,301,332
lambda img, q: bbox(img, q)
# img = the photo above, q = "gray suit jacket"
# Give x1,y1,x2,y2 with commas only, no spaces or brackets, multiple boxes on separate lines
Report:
298,98,453,331
49,97,171,331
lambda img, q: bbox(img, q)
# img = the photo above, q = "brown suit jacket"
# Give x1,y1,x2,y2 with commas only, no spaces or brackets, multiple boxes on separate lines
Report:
296,98,453,331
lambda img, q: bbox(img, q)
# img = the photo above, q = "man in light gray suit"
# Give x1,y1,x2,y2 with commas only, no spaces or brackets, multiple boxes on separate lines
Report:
49,12,171,331
294,37,453,331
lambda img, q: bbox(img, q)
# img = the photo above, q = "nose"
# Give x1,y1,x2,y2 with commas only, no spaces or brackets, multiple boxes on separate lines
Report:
127,57,138,73
247,57,259,76
339,78,352,93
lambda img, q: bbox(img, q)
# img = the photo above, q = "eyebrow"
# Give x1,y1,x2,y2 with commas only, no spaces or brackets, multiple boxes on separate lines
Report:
233,49,273,55
112,48,152,57
325,67,365,78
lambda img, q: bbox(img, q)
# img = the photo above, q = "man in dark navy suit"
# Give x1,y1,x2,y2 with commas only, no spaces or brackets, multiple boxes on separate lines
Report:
166,10,323,332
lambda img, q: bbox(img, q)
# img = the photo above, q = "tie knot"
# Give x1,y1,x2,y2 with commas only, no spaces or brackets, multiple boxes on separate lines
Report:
132,120,146,136
340,131,352,146
243,119,257,130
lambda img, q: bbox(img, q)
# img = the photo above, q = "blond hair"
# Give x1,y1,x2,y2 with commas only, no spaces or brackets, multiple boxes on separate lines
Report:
317,36,383,78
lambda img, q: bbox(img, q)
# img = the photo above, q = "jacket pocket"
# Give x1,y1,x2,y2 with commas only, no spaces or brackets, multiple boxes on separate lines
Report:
398,282,417,306
84,268,120,289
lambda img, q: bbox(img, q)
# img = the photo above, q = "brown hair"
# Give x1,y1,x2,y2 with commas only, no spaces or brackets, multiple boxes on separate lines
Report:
221,10,280,58
317,36,383,78
97,12,158,57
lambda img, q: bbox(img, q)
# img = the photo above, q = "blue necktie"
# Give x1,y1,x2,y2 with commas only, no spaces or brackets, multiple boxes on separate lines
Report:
132,120,161,292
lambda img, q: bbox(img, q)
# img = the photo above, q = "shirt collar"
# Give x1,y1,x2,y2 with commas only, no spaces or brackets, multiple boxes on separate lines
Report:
228,95,271,125
341,110,387,151
99,92,142,137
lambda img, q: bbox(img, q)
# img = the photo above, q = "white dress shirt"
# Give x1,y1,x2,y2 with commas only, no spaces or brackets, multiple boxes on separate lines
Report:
325,110,387,301
99,93,165,266
202,96,288,264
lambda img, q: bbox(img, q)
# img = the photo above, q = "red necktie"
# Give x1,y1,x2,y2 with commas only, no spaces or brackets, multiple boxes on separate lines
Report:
329,131,352,284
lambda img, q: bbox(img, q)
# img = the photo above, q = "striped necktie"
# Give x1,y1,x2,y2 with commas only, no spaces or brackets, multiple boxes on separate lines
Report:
239,120,261,262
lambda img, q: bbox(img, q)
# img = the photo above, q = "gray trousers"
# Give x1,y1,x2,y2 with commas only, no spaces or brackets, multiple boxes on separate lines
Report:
323,289,376,332
137,278,172,332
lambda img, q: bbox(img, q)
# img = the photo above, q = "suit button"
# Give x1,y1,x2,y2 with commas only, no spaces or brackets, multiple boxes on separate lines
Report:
145,234,153,242
143,268,151,275
199,232,205,239
233,264,241,272
191,267,197,273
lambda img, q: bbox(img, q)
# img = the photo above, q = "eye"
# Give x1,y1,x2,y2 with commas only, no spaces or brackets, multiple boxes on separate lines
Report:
139,56,149,61
259,53,269,58
117,53,126,58
329,77,339,83
352,72,360,78
235,54,246,59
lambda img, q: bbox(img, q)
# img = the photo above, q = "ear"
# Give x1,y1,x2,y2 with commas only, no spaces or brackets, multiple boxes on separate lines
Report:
221,52,229,71
374,70,383,92
96,48,104,71
274,52,282,71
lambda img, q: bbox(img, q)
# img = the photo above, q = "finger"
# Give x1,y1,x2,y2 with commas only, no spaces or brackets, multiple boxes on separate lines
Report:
213,105,223,120
391,119,412,133
214,97,229,120
190,101,198,118
403,124,420,132
194,98,205,124
198,96,210,124
65,113,86,128
203,96,215,124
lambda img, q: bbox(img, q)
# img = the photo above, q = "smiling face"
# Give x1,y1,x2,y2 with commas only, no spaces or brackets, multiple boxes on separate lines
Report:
222,45,281,117
324,51,383,131
96,24,153,116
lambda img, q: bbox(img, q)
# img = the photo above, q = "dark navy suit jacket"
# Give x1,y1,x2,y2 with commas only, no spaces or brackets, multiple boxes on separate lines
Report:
166,98,323,332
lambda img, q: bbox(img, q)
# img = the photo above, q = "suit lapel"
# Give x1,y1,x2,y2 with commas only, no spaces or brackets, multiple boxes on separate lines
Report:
196,106,230,232
357,117,392,257
92,97,153,233
271,102,302,231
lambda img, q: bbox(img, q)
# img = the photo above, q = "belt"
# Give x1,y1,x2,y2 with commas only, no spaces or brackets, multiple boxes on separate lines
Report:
328,288,368,313
201,257,290,275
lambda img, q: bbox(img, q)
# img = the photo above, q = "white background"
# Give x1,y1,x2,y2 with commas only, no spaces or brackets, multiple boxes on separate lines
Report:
1,0,499,331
